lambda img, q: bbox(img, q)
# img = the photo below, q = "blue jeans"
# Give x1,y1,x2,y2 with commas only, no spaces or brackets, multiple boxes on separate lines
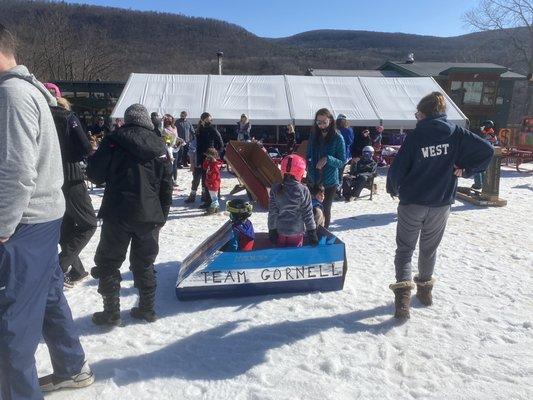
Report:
172,151,180,180
0,220,85,400
473,172,483,188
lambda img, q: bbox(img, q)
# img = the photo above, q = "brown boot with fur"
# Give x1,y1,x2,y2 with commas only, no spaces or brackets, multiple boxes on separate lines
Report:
389,281,416,319
414,275,435,306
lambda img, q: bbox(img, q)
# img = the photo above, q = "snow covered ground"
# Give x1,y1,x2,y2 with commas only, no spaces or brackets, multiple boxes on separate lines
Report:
37,166,532,400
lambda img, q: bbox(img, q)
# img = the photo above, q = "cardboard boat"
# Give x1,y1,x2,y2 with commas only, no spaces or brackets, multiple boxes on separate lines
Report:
224,141,282,209
175,221,348,300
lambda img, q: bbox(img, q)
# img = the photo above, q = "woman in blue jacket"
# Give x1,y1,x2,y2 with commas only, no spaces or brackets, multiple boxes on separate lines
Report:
386,92,494,320
307,108,346,228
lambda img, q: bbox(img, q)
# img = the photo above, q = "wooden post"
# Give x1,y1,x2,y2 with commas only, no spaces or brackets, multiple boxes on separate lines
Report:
482,147,503,201
456,146,507,207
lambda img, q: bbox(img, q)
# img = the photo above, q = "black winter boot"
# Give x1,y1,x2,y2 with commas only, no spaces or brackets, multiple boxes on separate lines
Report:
130,288,157,322
91,268,121,326
92,294,121,326
184,192,196,204
414,275,436,306
389,281,415,319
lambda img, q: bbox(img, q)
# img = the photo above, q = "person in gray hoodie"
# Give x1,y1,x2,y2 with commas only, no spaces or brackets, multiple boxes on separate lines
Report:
268,154,318,247
0,24,93,399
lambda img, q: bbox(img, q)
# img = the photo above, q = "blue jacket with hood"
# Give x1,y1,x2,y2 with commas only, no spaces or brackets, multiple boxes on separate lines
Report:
306,131,346,187
386,114,494,207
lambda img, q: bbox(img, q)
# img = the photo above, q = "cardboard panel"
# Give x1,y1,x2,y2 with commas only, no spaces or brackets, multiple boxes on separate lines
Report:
224,141,282,208
177,221,233,285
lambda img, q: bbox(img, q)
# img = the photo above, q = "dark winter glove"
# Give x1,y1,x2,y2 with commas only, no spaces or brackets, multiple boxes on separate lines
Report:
269,229,278,244
307,229,319,246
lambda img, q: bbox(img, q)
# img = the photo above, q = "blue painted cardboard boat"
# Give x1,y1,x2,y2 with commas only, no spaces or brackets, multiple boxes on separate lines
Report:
175,222,348,300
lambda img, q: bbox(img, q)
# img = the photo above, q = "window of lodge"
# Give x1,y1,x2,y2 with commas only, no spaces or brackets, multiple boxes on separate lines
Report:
449,80,498,106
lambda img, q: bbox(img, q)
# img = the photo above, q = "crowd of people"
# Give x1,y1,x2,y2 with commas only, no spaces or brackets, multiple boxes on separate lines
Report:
0,24,495,400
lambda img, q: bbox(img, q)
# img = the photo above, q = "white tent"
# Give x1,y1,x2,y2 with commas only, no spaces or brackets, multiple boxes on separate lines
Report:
112,73,468,128
359,77,467,128
285,75,380,126
205,75,292,125
112,73,208,120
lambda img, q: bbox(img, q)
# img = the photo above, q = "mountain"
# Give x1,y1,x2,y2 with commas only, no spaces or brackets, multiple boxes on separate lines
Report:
272,28,528,73
0,0,527,82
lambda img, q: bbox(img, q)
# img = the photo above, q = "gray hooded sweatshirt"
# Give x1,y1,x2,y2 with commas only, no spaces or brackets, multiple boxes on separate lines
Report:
268,177,316,236
0,65,65,238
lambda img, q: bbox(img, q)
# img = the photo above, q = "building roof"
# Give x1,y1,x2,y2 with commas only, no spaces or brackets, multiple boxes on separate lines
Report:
379,61,525,78
307,68,402,77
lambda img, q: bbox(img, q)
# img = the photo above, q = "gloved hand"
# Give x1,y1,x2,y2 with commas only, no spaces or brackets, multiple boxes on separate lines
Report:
307,229,319,246
269,229,278,244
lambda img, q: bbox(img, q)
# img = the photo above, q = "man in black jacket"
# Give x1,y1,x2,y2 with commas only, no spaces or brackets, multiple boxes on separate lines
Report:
195,112,224,208
50,97,97,288
87,103,173,325
151,112,162,137
386,92,494,319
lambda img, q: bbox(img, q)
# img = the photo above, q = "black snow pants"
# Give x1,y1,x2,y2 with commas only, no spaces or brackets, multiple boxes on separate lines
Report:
92,218,160,299
59,181,97,277
342,174,371,199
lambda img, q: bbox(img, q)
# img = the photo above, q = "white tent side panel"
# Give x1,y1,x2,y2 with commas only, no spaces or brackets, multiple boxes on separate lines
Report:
285,75,380,126
205,75,292,125
111,74,208,120
359,77,467,129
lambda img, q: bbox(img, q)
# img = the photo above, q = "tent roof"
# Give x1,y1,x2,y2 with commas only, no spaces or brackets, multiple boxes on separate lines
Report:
112,73,208,120
359,77,467,128
112,73,467,128
205,75,291,125
285,75,380,126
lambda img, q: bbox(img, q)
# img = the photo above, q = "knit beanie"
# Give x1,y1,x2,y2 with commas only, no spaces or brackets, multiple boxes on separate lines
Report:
44,82,61,99
124,103,154,130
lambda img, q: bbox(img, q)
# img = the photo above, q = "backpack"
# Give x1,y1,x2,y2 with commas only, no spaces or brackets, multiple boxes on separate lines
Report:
50,106,85,164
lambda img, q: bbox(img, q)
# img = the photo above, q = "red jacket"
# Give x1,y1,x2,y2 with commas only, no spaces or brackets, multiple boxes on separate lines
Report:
203,159,223,191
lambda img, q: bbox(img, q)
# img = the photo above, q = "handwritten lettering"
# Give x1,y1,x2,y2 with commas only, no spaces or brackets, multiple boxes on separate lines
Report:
191,264,342,287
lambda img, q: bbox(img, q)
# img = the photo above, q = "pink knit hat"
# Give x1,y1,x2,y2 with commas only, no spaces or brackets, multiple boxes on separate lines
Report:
44,83,62,99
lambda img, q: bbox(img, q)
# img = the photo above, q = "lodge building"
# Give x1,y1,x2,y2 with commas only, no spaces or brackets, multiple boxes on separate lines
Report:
309,60,526,131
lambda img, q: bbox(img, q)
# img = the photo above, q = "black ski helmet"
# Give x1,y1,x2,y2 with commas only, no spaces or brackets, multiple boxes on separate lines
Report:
481,120,494,129
226,199,253,221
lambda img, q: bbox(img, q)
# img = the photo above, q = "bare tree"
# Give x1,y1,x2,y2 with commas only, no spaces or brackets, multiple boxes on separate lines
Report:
465,0,533,115
15,6,119,81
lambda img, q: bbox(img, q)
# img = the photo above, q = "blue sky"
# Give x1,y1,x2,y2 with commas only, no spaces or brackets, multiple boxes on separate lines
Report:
62,0,479,38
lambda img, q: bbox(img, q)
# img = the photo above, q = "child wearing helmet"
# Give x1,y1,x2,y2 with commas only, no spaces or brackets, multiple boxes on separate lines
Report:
342,145,377,201
223,199,255,251
268,154,318,247
203,148,223,214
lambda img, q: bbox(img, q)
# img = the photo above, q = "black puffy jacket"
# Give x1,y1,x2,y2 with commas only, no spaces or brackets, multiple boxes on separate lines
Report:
86,124,173,225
